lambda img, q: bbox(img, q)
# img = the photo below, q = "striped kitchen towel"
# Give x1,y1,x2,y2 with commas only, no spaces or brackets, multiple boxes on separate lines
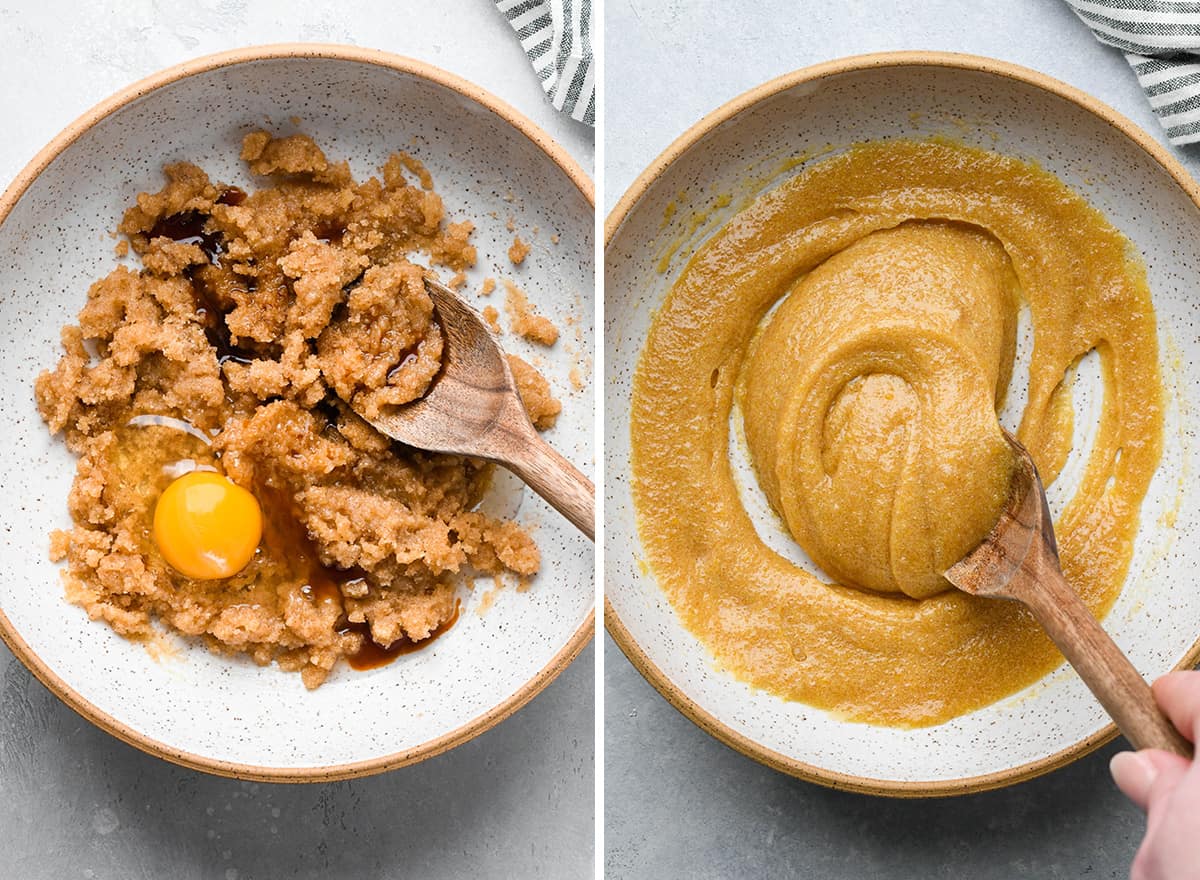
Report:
495,0,595,126
1064,0,1200,145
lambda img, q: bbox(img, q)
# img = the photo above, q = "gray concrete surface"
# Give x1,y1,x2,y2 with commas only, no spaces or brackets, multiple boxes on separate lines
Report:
0,2,594,879
603,1,1200,877
606,641,1139,879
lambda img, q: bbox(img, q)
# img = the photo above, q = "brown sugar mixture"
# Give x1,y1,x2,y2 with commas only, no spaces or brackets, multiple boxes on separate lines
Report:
504,279,559,345
36,131,561,689
508,236,530,265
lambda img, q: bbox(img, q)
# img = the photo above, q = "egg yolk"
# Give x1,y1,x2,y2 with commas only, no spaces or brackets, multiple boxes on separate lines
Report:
153,471,263,580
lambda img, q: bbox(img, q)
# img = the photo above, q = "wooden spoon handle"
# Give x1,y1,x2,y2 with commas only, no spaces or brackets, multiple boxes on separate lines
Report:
503,432,595,541
1017,566,1192,756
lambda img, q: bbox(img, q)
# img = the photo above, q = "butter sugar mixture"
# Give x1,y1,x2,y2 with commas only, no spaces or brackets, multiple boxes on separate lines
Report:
632,139,1162,726
37,131,562,688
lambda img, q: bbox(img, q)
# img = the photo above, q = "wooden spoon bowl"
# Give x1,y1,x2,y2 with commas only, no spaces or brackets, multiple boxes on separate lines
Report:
354,277,595,540
945,431,1191,756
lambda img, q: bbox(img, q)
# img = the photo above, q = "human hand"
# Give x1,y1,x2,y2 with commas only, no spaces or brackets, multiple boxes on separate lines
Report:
1110,671,1200,880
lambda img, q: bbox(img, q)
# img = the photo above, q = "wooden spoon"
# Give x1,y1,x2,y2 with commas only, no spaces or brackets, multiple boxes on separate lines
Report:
350,277,594,541
944,431,1190,756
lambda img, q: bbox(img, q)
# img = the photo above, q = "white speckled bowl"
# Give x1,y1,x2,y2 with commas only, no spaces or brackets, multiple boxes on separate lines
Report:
605,52,1200,796
0,45,594,781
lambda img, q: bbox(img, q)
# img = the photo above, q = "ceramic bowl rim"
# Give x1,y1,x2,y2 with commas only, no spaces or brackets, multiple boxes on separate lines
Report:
0,42,595,783
603,49,1200,798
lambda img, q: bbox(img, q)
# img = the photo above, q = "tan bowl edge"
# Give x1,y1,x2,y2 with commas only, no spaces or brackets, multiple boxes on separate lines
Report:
603,49,1200,799
0,42,595,783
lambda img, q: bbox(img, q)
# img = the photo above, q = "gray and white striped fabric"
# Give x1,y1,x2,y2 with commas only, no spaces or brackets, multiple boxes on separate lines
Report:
1064,0,1200,145
494,0,595,126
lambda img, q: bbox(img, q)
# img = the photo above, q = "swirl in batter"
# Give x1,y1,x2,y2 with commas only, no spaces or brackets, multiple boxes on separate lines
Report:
631,139,1163,726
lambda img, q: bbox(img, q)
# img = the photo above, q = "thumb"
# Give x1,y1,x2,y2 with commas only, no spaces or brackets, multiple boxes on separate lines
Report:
1110,749,1190,811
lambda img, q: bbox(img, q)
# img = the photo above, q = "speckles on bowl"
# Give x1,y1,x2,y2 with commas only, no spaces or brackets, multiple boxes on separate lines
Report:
604,55,1200,795
0,47,594,779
